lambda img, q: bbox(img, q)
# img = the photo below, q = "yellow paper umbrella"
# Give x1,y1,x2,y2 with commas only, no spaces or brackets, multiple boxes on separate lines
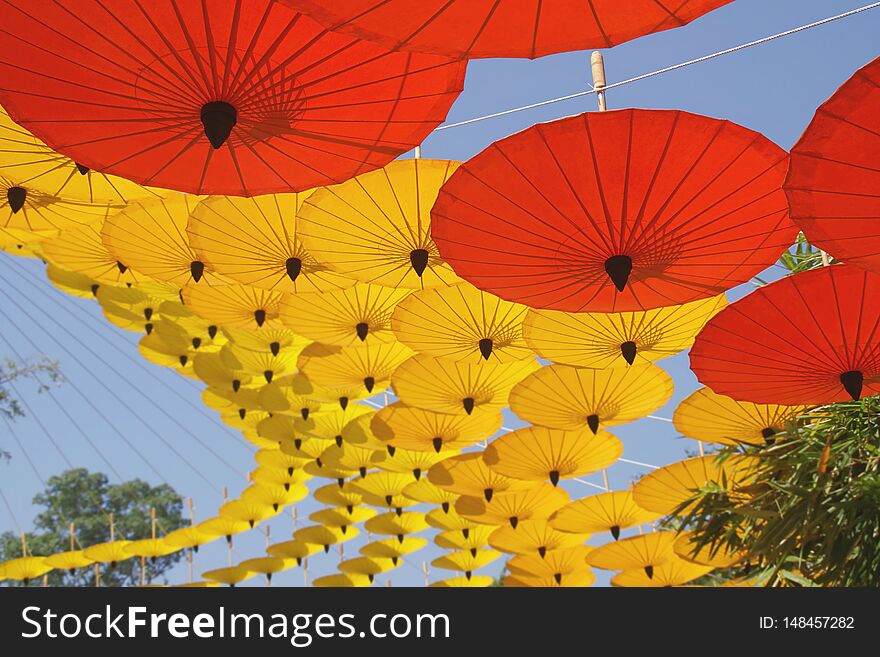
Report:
249,466,312,491
83,541,132,566
313,573,372,588
193,351,255,392
294,404,374,445
673,531,746,568
391,354,539,416
483,426,623,486
2,556,53,583
156,303,227,349
198,517,253,542
201,386,262,415
674,387,807,446
219,500,279,528
586,532,678,579
320,443,385,478
182,284,286,330
0,227,52,258
220,343,301,384
364,511,429,538
506,546,594,587
221,407,272,432
241,425,280,451
1,177,118,232
124,539,178,561
428,452,532,501
360,537,427,563
298,159,462,289
279,434,336,463
346,472,416,510
97,285,170,327
294,525,360,553
164,526,220,551
0,106,163,203
222,326,307,356
434,525,495,553
310,506,377,530
392,283,532,363
314,483,364,510
154,319,222,355
303,459,358,484
254,448,310,474
138,333,196,373
267,540,321,565
429,576,493,588
425,506,476,533
522,295,727,369
45,550,94,573
239,557,296,584
339,557,399,582
298,342,413,395
281,284,410,347
456,484,570,529
101,195,230,286
432,549,501,577
46,263,101,298
509,363,674,433
378,446,459,481
489,519,588,558
403,479,459,512
611,557,715,587
338,412,388,452
550,490,660,540
174,581,221,588
258,375,332,420
632,455,757,515
41,224,146,285
283,371,373,411
186,191,354,293
242,483,309,512
370,402,502,453
101,304,156,336
202,566,255,587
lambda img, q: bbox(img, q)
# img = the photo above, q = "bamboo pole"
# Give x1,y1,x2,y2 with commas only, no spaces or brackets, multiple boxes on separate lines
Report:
69,523,76,551
591,51,608,111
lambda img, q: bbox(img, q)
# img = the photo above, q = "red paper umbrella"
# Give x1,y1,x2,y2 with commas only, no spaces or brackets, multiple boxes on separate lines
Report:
0,0,465,196
786,56,880,276
283,0,731,59
690,265,880,404
432,109,796,313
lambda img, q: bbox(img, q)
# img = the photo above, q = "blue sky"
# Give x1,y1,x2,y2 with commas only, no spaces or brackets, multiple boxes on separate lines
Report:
1,0,879,588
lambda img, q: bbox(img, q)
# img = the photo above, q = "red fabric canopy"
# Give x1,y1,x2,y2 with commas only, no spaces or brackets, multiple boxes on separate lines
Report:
786,56,880,276
690,264,880,405
0,0,465,196
431,109,796,312
283,0,732,59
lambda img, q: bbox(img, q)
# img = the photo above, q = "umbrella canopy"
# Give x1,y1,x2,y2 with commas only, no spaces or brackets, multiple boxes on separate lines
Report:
673,531,745,568
320,443,385,477
46,264,101,299
425,506,475,532
509,363,673,432
431,109,795,312
489,518,588,558
266,540,321,562
45,550,94,573
379,446,459,481
523,295,726,368
360,537,427,561
193,351,255,392
371,402,503,453
364,511,429,537
484,426,622,486
102,195,232,286
281,284,410,346
429,576,493,588
283,0,731,59
674,387,807,446
0,106,163,204
690,265,880,404
346,472,415,508
611,557,714,587
294,525,360,552
83,541,132,565
392,283,532,363
586,531,677,577
310,505,377,527
506,546,594,587
0,0,466,196
432,549,501,577
220,343,301,384
187,192,355,293
786,56,880,276
403,479,459,510
164,526,220,550
298,159,462,289
428,452,533,501
202,566,255,587
338,557,399,579
297,341,413,394
42,224,145,286
258,376,327,420
632,455,757,515
183,284,287,331
313,483,363,510
1,556,53,582
435,525,495,552
549,490,660,540
391,353,539,416
455,483,570,528
2,178,117,232
312,574,372,588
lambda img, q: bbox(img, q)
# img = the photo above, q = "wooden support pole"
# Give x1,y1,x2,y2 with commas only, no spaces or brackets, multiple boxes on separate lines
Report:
591,51,608,111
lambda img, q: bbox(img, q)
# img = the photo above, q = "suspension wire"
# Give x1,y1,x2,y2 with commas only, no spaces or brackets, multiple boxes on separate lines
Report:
0,283,230,493
435,2,880,132
0,482,22,533
0,320,125,481
7,258,249,447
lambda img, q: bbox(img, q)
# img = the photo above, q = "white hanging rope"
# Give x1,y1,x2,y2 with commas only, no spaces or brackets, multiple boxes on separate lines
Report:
434,2,880,132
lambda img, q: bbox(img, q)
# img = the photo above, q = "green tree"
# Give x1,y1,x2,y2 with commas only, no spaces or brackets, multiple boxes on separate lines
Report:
0,356,62,461
0,468,187,586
